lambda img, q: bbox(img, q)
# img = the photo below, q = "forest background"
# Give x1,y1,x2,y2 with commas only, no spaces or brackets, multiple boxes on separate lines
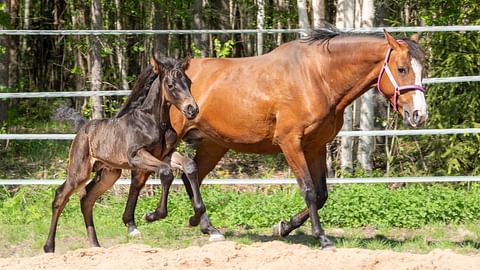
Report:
0,0,479,181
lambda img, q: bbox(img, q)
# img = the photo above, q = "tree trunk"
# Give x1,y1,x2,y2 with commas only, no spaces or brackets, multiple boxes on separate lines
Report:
193,0,208,57
7,0,18,90
90,0,103,119
336,0,355,173
297,0,309,36
256,0,265,55
114,0,128,90
356,0,375,173
152,1,169,58
312,0,326,28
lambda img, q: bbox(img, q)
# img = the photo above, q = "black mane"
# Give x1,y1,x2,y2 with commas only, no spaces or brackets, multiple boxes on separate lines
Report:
116,57,180,118
303,28,425,62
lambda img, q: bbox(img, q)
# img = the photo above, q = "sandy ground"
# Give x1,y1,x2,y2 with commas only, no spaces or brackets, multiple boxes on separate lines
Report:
0,241,479,270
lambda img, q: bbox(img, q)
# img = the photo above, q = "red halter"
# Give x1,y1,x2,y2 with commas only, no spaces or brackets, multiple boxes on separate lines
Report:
377,46,425,112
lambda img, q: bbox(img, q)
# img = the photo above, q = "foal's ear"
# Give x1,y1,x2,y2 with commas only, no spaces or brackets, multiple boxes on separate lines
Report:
179,55,191,70
150,56,164,74
384,29,401,50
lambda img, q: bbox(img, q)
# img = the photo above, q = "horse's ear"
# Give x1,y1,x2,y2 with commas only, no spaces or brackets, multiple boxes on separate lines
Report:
384,29,401,50
410,33,421,43
150,56,164,74
180,55,191,70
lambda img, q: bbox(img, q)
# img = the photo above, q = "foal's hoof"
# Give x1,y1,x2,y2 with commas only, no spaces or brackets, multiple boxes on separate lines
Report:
189,216,201,227
272,222,285,237
127,227,142,238
43,245,55,253
208,233,225,242
319,235,336,250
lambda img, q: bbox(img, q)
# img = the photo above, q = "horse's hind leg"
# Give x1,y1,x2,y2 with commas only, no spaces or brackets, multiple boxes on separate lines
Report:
44,136,92,253
80,168,121,247
122,169,151,237
169,152,205,226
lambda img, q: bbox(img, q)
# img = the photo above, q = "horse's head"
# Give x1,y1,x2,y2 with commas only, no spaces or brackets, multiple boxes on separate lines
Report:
377,30,428,128
150,56,199,120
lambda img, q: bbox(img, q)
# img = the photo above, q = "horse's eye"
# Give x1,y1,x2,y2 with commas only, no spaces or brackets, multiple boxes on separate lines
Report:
397,67,407,75
167,83,174,89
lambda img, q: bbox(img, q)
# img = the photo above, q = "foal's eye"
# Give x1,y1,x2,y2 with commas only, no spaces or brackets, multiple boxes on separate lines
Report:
167,83,174,89
397,67,407,75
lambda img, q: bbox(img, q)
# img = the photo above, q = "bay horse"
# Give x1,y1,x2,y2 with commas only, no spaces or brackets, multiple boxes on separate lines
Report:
43,56,205,253
122,29,428,248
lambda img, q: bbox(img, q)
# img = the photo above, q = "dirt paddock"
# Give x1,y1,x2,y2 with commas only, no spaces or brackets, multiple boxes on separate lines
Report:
1,240,479,270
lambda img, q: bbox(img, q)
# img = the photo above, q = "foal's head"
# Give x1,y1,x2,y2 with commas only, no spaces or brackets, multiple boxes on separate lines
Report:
150,56,199,120
377,31,428,128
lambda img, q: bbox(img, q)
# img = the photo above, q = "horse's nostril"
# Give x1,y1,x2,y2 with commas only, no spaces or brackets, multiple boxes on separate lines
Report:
413,110,420,123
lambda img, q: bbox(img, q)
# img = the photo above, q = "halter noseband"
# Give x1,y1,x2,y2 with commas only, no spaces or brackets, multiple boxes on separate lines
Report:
377,44,425,112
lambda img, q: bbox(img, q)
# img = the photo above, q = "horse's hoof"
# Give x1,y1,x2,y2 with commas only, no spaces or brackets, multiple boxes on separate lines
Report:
43,245,54,253
189,216,200,227
208,233,225,242
319,235,336,250
143,213,156,222
128,228,142,238
272,222,284,237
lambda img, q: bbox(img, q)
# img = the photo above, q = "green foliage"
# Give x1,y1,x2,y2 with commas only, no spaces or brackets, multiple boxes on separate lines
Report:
213,39,235,58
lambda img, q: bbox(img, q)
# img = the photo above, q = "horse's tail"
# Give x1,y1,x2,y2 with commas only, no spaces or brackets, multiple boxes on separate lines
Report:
52,106,87,132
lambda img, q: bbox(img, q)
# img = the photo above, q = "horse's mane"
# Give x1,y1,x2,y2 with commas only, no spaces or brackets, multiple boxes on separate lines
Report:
116,58,179,118
303,28,425,62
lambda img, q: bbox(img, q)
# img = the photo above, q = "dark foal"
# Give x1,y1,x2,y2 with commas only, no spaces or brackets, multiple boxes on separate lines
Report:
44,56,205,253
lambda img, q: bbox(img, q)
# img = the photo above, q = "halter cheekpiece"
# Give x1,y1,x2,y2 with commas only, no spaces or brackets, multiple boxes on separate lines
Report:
377,41,425,112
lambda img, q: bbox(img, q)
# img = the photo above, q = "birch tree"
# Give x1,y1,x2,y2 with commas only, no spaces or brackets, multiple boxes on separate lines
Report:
336,0,355,173
256,0,265,55
356,0,375,173
297,0,309,36
90,0,103,119
312,0,326,28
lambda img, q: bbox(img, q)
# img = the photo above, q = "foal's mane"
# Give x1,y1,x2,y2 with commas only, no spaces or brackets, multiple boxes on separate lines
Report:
116,58,179,118
303,28,425,61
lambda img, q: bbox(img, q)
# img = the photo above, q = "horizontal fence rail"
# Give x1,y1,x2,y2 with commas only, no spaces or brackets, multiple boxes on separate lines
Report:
1,176,480,186
2,128,480,140
0,25,479,35
1,25,479,186
0,76,478,99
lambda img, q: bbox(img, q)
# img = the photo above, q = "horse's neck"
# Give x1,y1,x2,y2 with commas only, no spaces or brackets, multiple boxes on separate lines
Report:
318,40,387,113
140,78,169,130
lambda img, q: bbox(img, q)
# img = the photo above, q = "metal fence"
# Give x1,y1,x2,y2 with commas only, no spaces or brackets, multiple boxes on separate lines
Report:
1,25,479,185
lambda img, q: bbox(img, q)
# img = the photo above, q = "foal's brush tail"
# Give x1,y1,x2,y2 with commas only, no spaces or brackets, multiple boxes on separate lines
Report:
52,106,87,132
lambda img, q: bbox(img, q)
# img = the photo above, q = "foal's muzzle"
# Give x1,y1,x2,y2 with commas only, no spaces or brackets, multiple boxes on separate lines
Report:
184,104,199,120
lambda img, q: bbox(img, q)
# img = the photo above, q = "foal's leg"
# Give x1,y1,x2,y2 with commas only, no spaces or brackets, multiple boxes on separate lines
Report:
169,151,205,226
122,169,151,236
80,168,122,247
275,136,334,248
128,148,174,221
44,135,92,253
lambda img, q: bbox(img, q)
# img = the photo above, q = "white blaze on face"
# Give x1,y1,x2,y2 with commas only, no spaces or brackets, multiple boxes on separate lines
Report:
410,58,427,116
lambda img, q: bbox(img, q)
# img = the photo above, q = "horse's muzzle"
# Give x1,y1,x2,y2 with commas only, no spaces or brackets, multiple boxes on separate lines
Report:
404,109,428,128
184,104,199,120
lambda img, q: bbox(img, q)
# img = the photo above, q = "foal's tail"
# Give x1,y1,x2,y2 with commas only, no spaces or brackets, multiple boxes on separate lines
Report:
52,106,87,132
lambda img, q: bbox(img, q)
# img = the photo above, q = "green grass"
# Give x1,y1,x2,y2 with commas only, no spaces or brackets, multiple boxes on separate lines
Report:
0,184,479,258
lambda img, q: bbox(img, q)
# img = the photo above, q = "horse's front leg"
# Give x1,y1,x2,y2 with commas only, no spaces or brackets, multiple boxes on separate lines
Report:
276,136,334,249
122,169,151,237
128,148,174,222
273,145,330,247
170,151,206,226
